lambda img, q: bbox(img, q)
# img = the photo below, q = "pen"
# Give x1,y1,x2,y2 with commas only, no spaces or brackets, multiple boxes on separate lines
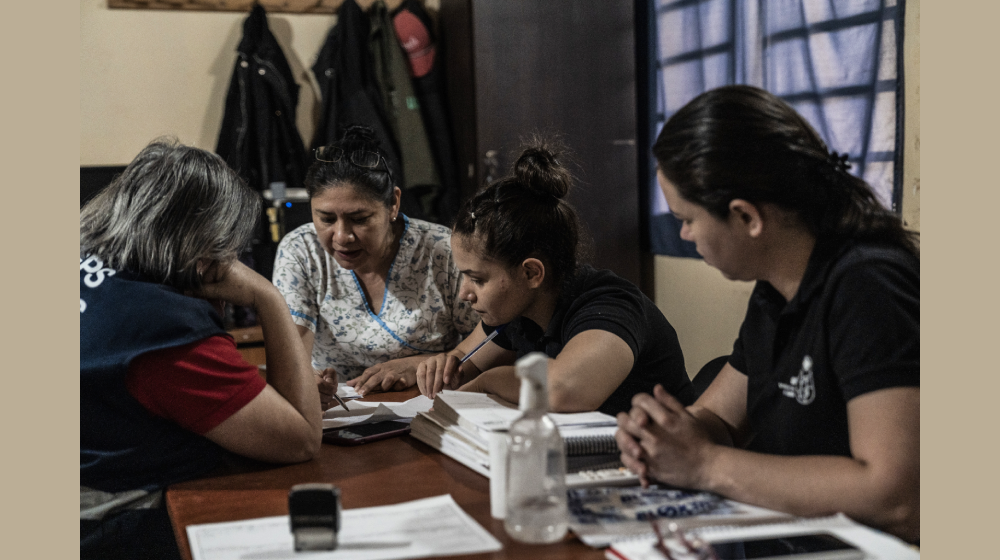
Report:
459,325,505,364
332,391,350,411
326,372,350,411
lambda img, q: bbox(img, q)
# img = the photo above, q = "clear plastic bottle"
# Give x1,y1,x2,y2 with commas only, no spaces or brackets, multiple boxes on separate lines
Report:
503,353,568,543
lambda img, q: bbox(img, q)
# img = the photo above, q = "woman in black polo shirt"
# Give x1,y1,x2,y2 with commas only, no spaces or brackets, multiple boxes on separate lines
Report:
414,142,694,416
615,85,919,542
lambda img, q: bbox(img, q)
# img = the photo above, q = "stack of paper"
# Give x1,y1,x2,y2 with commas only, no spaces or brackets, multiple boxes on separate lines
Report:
431,390,618,433
410,406,491,476
409,391,625,480
322,394,433,430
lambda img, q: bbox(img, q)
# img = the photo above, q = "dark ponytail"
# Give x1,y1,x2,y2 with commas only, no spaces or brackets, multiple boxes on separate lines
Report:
454,141,580,286
653,85,918,256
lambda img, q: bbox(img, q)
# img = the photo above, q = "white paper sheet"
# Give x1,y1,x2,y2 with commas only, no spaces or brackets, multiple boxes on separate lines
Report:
436,390,616,432
322,395,434,429
186,494,502,560
338,385,361,399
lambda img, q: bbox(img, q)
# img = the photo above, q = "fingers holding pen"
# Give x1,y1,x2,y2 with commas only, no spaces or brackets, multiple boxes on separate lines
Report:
315,368,338,411
442,355,463,391
416,353,460,399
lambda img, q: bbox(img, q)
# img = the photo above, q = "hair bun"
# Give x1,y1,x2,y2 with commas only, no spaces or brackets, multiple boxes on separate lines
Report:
340,125,381,149
513,144,571,200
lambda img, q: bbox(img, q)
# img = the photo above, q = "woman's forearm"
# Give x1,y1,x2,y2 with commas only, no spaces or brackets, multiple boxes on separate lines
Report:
255,289,323,434
696,445,918,541
462,366,520,403
622,386,919,542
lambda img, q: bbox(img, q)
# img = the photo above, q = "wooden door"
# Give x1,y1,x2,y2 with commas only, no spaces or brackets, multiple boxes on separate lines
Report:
440,0,643,288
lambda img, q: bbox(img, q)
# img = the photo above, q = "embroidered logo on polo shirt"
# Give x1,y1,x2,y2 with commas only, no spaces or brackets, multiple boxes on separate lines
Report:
80,255,116,314
778,355,816,405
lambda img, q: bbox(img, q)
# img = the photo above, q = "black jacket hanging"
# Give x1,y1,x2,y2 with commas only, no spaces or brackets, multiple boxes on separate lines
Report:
392,0,461,224
370,0,441,221
215,3,308,279
311,0,424,221
217,3,307,195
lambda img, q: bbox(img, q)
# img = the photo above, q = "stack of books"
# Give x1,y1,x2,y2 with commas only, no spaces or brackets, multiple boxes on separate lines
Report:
410,391,632,482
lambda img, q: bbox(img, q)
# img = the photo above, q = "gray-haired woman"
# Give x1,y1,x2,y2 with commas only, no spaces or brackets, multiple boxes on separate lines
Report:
80,139,322,560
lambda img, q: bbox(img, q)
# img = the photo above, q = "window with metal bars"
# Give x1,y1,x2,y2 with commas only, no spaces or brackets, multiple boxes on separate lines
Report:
647,0,905,257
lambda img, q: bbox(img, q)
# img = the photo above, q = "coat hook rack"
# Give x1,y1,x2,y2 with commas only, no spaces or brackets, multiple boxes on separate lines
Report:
106,0,403,15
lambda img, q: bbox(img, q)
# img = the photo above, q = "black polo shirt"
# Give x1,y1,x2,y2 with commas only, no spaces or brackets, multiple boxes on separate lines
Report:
729,238,919,457
484,265,694,416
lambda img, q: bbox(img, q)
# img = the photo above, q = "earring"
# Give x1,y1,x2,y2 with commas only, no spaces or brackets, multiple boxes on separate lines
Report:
391,215,397,223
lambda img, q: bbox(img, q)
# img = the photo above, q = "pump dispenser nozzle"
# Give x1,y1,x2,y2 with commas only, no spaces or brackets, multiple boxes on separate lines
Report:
516,352,549,411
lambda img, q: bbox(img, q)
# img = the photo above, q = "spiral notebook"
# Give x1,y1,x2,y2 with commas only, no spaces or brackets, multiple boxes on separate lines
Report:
410,409,621,463
562,425,621,455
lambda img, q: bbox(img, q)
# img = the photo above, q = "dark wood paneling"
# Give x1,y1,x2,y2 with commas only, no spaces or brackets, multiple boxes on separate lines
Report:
441,0,642,287
439,0,478,201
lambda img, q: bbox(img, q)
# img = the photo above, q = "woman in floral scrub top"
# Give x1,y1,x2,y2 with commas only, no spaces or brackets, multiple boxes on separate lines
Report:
273,126,478,405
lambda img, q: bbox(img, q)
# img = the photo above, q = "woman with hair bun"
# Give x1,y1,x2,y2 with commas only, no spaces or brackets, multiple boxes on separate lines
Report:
615,85,919,542
273,125,478,404
415,142,694,416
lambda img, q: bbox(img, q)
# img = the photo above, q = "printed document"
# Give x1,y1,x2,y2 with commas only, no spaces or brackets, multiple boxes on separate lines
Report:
322,395,433,429
186,494,502,560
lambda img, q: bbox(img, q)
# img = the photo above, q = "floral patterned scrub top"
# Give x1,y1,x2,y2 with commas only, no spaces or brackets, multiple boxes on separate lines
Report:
273,215,479,380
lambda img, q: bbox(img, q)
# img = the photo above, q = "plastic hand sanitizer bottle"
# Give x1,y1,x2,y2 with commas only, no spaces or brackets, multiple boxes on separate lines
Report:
503,352,568,543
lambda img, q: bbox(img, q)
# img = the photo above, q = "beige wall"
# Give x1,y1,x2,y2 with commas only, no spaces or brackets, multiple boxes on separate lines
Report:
80,1,432,165
653,259,754,377
655,0,921,377
82,0,334,164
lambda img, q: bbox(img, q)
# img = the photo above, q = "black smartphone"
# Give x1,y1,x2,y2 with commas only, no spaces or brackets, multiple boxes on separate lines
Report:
709,532,864,560
322,420,411,446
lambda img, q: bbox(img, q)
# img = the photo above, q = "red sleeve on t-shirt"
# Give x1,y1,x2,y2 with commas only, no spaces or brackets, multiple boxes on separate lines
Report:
126,335,267,435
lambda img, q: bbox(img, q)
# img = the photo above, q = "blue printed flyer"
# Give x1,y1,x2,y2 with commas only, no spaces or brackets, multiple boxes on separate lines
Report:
567,486,791,548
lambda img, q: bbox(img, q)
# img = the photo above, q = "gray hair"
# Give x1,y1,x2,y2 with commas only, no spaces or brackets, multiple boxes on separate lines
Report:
80,138,261,291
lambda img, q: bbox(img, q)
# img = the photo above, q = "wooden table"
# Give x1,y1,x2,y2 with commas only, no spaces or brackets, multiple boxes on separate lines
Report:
166,388,606,560
227,326,266,369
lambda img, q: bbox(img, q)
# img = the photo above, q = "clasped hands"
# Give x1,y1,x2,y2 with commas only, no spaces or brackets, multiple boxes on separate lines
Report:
615,384,719,490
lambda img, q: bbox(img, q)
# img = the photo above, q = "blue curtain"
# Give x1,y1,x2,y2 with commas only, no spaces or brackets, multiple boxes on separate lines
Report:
648,0,906,257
